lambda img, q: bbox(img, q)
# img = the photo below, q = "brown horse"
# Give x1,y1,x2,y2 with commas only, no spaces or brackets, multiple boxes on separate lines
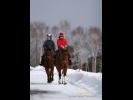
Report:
55,47,69,85
42,48,54,83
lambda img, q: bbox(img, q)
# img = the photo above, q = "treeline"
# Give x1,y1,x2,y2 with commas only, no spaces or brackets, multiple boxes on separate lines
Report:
70,51,102,73
30,20,102,73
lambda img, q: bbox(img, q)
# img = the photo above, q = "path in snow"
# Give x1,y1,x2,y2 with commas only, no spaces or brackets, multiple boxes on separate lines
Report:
30,67,102,100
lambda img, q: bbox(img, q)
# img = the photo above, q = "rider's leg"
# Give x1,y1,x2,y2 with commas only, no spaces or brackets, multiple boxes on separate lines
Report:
39,52,45,66
67,51,72,65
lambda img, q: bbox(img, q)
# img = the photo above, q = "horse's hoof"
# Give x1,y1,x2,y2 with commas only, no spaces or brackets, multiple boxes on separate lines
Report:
58,80,62,84
47,81,51,83
64,83,67,85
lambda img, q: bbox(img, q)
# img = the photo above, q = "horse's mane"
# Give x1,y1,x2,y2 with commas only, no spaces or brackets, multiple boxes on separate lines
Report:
43,47,53,67
46,47,52,51
57,48,68,59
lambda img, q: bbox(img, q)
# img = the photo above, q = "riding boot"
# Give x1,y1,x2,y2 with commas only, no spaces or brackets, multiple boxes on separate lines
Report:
67,52,72,65
53,50,57,66
39,53,45,66
39,56,43,66
69,58,72,65
39,57,43,66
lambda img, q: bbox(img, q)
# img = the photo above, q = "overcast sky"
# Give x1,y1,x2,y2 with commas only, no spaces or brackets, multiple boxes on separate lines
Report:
30,0,102,30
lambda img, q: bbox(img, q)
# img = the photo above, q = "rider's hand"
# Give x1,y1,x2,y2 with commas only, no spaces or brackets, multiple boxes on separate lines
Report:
64,45,67,47
60,45,64,48
62,46,64,49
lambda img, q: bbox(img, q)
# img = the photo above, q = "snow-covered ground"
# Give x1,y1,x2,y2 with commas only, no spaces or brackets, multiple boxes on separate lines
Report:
30,66,102,100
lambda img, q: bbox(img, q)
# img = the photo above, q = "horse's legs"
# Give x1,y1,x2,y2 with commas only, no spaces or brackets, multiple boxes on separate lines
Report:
48,68,52,83
63,68,67,85
51,66,54,81
45,68,51,83
58,69,62,84
50,67,54,82
45,68,48,83
62,70,64,84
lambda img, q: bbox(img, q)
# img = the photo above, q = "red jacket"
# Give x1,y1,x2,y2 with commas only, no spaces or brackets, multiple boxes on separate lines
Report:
57,38,68,50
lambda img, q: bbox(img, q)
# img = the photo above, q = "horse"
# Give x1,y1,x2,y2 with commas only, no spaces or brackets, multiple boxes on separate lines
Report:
42,48,54,83
55,47,69,85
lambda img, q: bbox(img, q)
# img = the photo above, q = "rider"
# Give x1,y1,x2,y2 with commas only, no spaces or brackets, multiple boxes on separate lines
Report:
53,32,72,65
39,34,56,66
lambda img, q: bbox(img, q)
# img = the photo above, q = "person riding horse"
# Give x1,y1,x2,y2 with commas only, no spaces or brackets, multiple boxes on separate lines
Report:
53,32,72,65
39,34,56,66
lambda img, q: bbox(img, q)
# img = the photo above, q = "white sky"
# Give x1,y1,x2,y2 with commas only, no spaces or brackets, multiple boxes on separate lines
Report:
30,0,102,30
30,66,102,100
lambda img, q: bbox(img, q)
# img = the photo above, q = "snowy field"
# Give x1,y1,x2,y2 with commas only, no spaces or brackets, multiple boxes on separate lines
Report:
30,66,102,100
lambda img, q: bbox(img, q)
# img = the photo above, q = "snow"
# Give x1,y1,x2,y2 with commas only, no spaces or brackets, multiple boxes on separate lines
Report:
30,66,102,100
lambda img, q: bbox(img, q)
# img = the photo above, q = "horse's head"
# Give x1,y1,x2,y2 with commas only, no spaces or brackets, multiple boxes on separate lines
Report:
59,48,68,67
62,52,68,67
46,56,51,61
46,47,52,52
45,47,52,61
46,47,52,54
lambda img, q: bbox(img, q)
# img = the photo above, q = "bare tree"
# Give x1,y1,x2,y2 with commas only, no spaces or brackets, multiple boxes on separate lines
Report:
30,22,37,67
98,44,102,72
34,22,49,64
51,25,59,47
30,22,49,67
88,27,102,72
71,26,86,71
59,20,71,41
83,29,92,72
71,29,79,70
